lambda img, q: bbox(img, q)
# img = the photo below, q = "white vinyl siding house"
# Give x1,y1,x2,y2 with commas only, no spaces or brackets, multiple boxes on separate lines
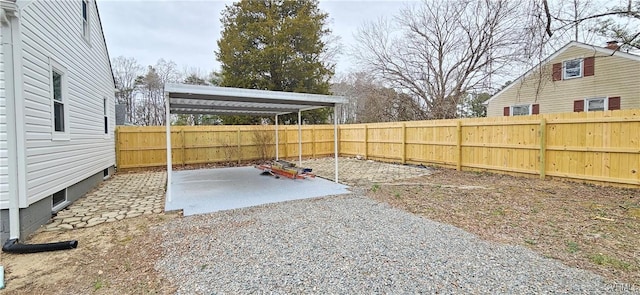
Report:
1,0,115,242
20,0,115,205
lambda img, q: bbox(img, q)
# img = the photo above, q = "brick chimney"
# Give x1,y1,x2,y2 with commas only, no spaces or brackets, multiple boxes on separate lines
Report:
605,41,619,51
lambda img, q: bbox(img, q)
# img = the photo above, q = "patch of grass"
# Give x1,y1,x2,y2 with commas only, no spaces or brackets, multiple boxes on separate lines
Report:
200,264,208,271
394,192,401,199
566,241,580,254
123,260,132,272
371,184,380,192
117,235,133,246
589,253,631,270
524,238,537,245
93,276,107,291
137,222,149,231
490,207,505,216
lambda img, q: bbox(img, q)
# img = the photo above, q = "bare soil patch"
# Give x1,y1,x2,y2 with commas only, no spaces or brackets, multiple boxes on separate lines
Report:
367,167,640,286
1,213,179,294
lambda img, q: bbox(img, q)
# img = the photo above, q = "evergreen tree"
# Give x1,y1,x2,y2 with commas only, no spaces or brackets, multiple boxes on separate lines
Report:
216,0,334,125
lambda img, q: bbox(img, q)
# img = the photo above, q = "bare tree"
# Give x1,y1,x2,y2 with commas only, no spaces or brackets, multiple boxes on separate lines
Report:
112,56,143,123
540,0,640,49
134,59,180,126
251,126,274,162
331,74,360,124
331,72,425,123
352,0,526,119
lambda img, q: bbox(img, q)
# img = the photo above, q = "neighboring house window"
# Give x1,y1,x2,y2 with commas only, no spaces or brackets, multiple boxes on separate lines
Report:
104,97,108,134
574,97,621,112
52,189,67,210
563,59,582,79
512,105,531,116
504,104,539,116
586,98,606,112
82,0,90,42
552,57,594,81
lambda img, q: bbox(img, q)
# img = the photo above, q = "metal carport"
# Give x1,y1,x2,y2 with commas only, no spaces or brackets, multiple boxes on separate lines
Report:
164,83,347,202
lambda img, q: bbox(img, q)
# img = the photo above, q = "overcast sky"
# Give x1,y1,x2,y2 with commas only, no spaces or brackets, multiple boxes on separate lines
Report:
97,0,411,76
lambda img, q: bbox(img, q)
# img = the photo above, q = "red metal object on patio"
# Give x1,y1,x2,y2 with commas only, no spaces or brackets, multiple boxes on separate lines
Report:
255,160,315,180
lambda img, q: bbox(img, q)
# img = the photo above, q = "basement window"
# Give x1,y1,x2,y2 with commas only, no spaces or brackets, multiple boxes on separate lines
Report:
103,168,110,180
52,189,67,211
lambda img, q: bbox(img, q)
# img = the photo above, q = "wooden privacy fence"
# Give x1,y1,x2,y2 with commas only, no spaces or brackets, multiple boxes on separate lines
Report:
116,125,336,169
116,109,640,187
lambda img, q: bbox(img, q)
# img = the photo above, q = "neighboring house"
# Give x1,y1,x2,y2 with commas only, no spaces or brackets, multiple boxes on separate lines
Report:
0,0,115,243
485,41,640,116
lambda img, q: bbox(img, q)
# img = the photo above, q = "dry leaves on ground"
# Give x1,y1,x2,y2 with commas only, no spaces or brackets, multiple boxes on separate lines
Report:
368,167,640,287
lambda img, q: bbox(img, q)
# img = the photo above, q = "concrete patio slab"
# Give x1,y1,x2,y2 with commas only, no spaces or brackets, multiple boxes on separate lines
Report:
165,166,351,216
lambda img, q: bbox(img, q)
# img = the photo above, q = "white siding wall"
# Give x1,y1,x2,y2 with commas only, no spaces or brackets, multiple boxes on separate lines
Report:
0,23,7,208
19,0,115,205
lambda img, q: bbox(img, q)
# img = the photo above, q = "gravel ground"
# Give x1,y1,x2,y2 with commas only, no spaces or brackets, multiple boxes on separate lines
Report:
155,194,636,294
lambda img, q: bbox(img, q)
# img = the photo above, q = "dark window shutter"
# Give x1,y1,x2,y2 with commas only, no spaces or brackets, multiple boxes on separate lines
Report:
552,63,562,81
503,106,510,116
583,57,595,77
532,104,540,114
608,96,621,110
573,100,584,112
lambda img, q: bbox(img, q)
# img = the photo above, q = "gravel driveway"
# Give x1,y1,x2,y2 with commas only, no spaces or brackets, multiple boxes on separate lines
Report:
155,194,632,294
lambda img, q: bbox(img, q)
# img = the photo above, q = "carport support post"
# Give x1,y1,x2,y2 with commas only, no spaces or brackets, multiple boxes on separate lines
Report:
298,111,302,167
165,93,172,202
334,106,339,183
275,114,279,160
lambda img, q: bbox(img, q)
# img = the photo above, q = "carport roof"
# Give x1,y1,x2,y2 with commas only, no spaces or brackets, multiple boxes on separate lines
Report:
165,83,347,116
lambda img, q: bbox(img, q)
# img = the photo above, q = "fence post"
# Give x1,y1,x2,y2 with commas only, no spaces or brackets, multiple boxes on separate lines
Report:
311,125,316,158
237,128,241,164
115,127,121,169
456,120,462,171
180,128,185,167
401,123,407,164
539,118,547,179
363,125,368,159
